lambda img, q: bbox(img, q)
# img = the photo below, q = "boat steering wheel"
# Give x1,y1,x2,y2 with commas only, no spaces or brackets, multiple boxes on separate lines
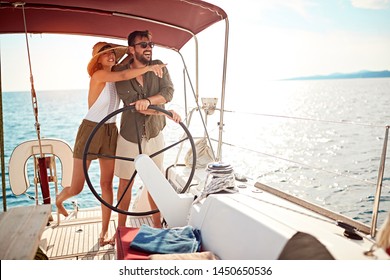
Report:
82,105,196,216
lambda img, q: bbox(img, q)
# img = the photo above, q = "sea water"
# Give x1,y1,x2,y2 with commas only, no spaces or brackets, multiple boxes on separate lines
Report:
1,78,390,227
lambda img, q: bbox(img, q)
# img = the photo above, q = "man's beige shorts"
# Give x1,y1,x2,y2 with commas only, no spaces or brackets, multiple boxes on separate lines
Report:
114,132,164,180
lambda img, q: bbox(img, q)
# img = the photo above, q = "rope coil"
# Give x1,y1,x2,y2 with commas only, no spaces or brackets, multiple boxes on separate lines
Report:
193,162,237,204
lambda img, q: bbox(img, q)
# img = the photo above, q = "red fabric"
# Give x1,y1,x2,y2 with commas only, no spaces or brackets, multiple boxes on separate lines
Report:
386,247,390,256
38,157,51,204
116,226,150,260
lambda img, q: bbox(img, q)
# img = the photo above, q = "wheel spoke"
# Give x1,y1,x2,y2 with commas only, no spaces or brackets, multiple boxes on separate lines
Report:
83,152,135,162
150,136,189,158
115,170,137,208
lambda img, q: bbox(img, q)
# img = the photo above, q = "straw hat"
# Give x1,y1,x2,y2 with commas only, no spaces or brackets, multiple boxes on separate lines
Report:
87,42,128,76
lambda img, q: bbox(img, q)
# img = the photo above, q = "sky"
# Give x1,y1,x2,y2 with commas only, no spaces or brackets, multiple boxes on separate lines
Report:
0,0,390,92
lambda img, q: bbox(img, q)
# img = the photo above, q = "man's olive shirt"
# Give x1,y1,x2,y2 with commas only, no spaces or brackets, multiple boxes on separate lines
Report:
114,59,174,143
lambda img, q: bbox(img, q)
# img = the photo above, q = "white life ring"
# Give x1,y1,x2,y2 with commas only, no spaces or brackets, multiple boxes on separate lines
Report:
8,138,73,195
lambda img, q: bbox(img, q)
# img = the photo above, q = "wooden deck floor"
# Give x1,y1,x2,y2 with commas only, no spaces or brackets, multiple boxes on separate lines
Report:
41,208,153,260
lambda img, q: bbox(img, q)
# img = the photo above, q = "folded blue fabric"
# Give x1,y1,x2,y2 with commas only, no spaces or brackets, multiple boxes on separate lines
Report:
130,224,202,254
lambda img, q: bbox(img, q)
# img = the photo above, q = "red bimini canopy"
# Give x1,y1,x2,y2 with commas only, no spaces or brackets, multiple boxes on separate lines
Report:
0,0,227,51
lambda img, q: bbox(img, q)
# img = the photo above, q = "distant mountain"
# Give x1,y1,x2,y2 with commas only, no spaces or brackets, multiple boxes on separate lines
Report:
285,70,390,81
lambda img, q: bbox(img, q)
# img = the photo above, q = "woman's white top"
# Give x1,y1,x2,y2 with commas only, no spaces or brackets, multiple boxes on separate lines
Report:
85,82,120,123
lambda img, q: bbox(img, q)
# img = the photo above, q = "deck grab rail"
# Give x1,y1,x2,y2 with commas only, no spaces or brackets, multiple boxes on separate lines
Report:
371,126,389,237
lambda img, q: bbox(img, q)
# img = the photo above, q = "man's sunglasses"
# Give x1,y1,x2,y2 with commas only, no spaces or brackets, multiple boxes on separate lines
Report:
132,42,155,49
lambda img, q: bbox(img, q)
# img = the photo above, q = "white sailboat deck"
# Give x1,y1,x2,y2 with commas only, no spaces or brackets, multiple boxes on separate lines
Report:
41,208,153,260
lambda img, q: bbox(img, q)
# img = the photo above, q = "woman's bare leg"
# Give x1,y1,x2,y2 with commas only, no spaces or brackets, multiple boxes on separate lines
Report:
56,158,91,217
99,158,115,245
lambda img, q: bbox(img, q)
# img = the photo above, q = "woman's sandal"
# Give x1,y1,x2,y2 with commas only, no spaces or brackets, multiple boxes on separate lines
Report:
98,237,109,247
99,232,110,247
108,236,115,246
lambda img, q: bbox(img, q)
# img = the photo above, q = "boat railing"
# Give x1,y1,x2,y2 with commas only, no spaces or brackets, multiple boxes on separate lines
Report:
372,125,389,237
220,110,389,237
176,105,389,237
